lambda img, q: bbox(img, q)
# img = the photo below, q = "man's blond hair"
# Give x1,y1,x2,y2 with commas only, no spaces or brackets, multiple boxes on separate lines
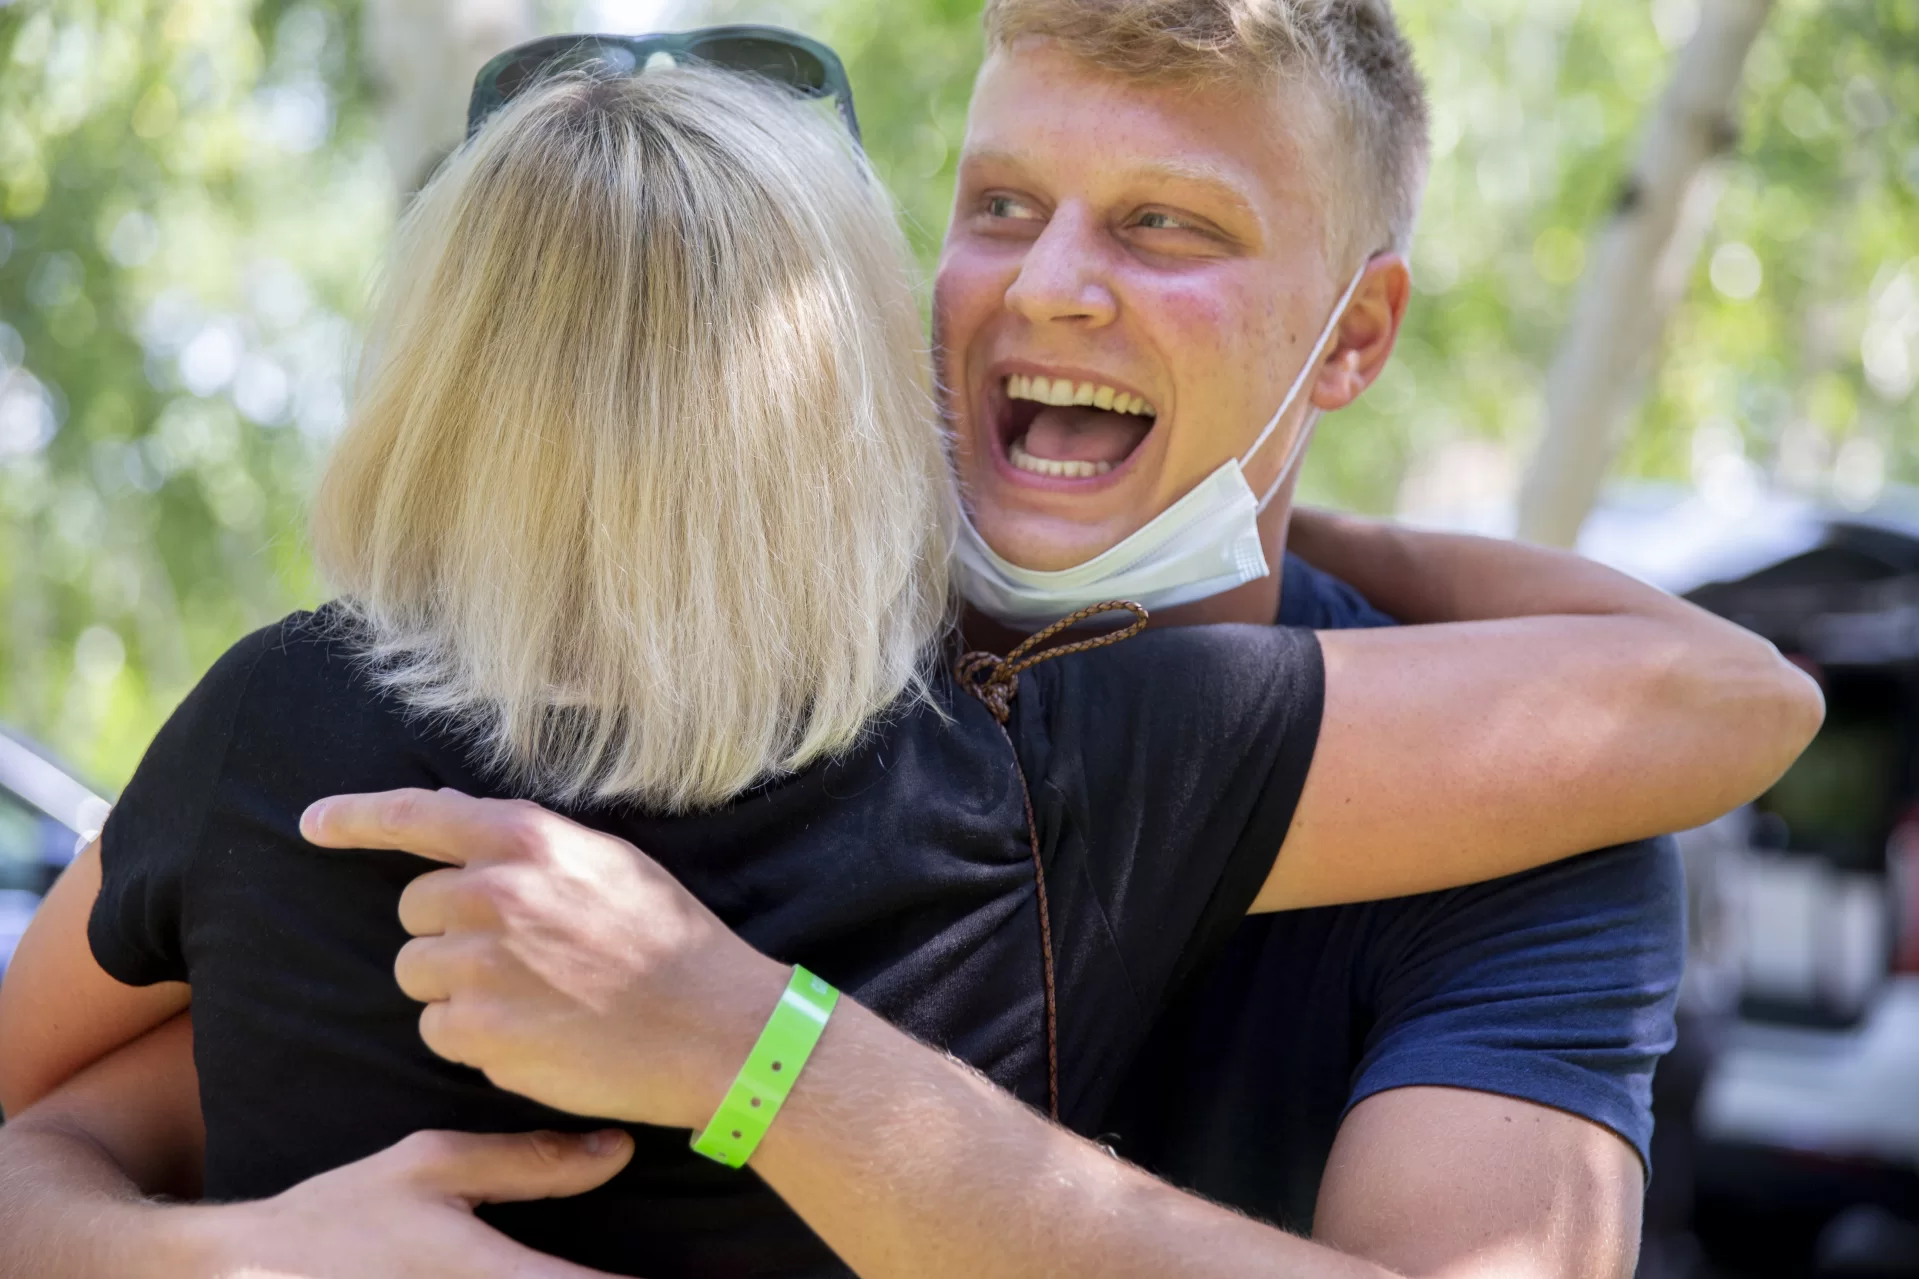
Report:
313,67,955,811
984,0,1430,265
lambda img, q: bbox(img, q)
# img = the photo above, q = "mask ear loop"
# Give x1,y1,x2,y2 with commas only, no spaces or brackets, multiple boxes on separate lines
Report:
1256,408,1321,511
1241,262,1372,513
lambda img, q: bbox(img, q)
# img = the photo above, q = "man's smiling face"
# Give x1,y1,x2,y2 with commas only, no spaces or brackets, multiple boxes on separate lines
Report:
936,40,1345,572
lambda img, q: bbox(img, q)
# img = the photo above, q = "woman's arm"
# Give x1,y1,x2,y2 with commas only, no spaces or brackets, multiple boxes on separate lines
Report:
1251,509,1823,912
0,842,190,1117
1287,506,1705,628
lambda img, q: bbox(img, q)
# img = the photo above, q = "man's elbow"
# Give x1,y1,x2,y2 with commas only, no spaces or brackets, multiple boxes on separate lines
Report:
1657,625,1824,826
1737,642,1825,797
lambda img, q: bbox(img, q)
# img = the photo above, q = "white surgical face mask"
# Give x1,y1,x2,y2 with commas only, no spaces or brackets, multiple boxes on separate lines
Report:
955,263,1369,630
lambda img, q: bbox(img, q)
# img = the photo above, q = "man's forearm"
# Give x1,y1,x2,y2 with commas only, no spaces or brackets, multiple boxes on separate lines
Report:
0,1005,1392,1279
0,1012,210,1279
751,998,1395,1279
0,1117,205,1279
300,791,1398,1278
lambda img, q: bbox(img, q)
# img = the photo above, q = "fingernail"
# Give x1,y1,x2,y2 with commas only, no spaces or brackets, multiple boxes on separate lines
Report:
299,800,327,840
585,1129,619,1155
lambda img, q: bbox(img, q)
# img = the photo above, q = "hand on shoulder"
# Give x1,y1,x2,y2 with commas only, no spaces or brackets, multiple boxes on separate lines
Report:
301,788,789,1129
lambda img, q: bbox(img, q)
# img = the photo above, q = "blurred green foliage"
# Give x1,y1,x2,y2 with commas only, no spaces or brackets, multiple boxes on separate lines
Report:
1,0,1915,788
0,0,389,785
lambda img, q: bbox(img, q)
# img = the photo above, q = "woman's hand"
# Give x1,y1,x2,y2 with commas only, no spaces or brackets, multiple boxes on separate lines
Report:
300,788,790,1130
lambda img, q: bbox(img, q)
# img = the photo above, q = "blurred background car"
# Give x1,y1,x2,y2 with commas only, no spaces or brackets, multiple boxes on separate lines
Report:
1588,493,1919,1278
0,727,108,985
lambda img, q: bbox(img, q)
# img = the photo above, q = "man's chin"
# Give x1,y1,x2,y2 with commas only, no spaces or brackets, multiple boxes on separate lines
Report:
970,506,1133,572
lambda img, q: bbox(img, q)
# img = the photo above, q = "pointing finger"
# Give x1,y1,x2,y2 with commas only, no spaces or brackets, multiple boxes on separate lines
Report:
300,788,555,866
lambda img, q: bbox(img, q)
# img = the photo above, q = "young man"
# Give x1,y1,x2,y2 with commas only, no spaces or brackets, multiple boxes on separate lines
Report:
936,3,1682,1264
0,4,1686,1276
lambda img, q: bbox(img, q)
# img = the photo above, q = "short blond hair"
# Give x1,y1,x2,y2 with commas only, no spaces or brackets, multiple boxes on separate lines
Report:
313,66,956,811
984,0,1430,264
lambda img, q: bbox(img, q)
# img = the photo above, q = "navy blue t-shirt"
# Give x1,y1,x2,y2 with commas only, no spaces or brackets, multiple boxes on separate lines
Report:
1098,553,1686,1232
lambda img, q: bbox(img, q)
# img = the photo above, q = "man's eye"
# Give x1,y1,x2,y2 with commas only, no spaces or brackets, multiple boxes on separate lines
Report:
985,195,1041,221
1135,211,1190,231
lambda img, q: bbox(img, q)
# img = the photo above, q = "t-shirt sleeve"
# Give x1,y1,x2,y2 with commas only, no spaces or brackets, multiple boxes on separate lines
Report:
88,626,275,987
1349,836,1686,1170
1024,624,1324,1011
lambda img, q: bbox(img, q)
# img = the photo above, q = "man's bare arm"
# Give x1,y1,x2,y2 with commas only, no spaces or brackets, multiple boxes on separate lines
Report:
0,963,1399,1279
0,1015,634,1279
746,993,1395,1278
1314,1087,1644,1279
0,979,1400,1279
300,787,1419,1279
5,786,1624,1279
0,1016,205,1279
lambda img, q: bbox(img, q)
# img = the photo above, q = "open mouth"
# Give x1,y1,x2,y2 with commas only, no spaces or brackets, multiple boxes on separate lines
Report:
995,374,1157,481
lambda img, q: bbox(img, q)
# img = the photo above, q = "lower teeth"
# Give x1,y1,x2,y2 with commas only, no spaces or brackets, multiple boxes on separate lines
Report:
1009,436,1114,479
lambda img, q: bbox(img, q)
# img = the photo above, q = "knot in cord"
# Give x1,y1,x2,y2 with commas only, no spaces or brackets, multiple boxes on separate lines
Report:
955,601,1151,724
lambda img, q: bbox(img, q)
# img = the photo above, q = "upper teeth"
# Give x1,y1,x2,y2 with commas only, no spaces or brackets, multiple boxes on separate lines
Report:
1006,375,1156,417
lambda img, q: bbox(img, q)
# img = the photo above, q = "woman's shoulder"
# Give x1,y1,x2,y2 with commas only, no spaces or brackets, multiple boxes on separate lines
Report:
174,601,439,771
139,602,479,819
196,602,383,706
1023,622,1323,718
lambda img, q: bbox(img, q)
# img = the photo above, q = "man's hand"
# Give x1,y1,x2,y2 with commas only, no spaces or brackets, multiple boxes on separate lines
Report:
169,1127,633,1279
300,788,788,1129
0,1012,638,1279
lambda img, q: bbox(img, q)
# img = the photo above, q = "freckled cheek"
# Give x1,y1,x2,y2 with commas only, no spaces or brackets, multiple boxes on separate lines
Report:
1130,281,1270,428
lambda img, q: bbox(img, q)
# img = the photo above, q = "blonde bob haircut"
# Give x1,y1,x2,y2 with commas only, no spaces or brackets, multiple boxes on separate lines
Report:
313,65,957,811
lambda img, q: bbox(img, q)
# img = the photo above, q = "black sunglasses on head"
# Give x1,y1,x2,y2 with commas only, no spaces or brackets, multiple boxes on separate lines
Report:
467,26,862,146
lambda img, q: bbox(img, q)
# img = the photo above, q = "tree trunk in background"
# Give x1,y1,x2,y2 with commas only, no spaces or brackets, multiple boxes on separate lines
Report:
1515,0,1774,547
363,0,539,195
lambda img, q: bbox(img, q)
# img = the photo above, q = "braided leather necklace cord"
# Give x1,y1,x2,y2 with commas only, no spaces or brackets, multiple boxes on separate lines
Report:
954,600,1150,1122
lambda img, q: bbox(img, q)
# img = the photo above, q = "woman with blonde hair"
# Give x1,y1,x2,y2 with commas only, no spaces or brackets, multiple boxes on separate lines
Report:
0,44,1818,1278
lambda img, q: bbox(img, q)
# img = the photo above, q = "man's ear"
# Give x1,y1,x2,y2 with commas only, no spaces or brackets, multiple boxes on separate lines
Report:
1309,253,1411,411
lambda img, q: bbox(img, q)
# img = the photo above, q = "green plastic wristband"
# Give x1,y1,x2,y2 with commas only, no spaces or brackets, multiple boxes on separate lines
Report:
690,965,840,1169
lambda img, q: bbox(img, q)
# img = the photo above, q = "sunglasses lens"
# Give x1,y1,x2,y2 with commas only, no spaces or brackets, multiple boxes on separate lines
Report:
689,37,830,97
493,41,641,102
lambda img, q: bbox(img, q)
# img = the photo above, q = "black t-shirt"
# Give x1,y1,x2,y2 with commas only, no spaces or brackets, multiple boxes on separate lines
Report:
90,605,1323,1279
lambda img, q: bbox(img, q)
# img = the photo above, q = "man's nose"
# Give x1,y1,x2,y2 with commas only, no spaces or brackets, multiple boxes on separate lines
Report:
1003,208,1118,328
